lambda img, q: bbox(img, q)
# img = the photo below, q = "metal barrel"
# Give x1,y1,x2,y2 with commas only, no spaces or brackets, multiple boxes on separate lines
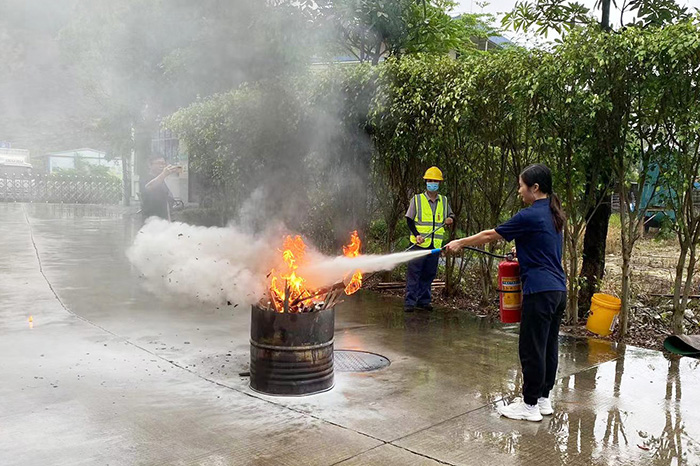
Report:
249,304,334,396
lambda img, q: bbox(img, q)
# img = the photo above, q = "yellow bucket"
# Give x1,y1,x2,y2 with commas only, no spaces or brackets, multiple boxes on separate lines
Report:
586,293,622,337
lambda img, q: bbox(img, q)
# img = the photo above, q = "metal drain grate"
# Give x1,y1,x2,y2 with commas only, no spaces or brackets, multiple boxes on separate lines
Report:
334,350,390,372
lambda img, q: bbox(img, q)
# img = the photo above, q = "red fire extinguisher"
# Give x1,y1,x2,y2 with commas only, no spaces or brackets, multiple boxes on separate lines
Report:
498,253,522,323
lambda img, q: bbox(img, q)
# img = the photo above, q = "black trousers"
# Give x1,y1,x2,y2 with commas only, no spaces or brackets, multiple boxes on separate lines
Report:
519,291,566,406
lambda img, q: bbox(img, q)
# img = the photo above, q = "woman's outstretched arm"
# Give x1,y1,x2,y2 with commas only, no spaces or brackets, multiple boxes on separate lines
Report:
445,229,503,252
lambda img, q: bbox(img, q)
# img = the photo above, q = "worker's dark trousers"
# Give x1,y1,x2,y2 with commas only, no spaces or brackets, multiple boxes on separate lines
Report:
519,291,567,406
404,247,439,308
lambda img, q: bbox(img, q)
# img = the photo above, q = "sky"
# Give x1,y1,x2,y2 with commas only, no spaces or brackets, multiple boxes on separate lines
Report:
454,0,700,16
453,0,700,45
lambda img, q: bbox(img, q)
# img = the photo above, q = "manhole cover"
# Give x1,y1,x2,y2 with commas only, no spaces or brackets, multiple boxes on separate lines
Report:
334,350,390,372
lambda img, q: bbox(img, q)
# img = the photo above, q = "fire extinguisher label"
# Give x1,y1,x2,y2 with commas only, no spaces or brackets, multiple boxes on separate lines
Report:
501,277,522,310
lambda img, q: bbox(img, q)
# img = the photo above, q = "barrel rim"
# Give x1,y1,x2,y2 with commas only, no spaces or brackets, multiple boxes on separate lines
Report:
251,304,336,316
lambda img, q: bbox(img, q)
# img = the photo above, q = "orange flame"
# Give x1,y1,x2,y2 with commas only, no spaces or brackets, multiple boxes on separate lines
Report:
266,231,364,312
343,231,362,295
268,235,313,313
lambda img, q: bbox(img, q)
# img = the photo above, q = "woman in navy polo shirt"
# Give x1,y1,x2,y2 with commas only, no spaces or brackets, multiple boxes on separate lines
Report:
446,164,566,422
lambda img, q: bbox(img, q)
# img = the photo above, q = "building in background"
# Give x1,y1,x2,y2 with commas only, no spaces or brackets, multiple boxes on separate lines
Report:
470,34,512,52
34,148,122,178
0,145,33,175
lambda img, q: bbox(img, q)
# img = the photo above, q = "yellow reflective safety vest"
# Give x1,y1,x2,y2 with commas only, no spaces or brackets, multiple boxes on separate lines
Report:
410,193,448,249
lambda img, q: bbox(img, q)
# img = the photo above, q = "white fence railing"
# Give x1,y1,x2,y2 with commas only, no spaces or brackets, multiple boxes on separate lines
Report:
0,173,122,204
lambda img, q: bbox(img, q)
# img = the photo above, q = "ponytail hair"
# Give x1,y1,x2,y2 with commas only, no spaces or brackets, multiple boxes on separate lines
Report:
548,193,566,232
520,164,566,232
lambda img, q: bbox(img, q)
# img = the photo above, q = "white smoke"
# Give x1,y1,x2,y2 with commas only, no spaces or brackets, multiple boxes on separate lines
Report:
127,218,277,306
298,249,434,290
127,219,434,306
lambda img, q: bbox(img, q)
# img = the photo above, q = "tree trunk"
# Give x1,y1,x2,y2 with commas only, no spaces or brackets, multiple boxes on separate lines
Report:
677,244,697,334
444,254,452,296
600,0,612,30
684,244,699,307
566,233,579,324
578,200,611,319
387,217,397,253
619,238,632,337
134,127,152,179
121,154,131,207
479,256,493,304
672,243,688,335
444,221,460,297
618,184,632,338
456,251,470,296
386,202,402,253
382,207,402,281
371,39,382,66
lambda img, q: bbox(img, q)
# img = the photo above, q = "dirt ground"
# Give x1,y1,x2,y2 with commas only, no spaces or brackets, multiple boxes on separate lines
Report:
369,228,700,352
596,232,700,349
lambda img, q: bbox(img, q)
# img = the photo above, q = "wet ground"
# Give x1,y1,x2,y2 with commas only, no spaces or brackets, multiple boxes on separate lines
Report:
1,202,699,466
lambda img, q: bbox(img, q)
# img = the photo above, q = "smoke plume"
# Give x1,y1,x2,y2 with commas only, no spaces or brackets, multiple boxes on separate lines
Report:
127,218,277,306
127,218,431,306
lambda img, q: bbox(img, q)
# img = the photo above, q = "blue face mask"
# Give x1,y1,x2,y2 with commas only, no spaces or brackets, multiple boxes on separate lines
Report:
426,182,440,192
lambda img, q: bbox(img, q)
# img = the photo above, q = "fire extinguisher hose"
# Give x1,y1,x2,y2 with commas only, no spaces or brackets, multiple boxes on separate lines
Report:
462,245,513,261
462,246,519,293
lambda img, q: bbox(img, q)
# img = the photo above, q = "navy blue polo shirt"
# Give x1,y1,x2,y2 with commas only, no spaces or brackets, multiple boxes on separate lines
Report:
495,199,566,295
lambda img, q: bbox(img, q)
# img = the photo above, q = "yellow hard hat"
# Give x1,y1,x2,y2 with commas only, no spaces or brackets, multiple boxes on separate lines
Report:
423,166,444,181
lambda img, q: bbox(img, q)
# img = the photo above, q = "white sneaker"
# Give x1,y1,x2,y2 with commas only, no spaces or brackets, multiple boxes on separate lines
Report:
538,397,553,416
498,400,543,422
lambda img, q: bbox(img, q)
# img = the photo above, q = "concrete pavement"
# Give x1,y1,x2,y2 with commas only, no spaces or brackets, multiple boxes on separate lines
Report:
1,203,698,465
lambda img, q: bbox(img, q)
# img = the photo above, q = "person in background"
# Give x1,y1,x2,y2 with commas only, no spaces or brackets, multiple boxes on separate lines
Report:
140,156,181,221
404,166,455,312
446,163,566,422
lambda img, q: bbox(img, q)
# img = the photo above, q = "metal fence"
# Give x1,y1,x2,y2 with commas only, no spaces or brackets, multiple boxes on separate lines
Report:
0,173,122,204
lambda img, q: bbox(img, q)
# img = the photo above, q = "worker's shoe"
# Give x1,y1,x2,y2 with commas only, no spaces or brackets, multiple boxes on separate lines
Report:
404,306,416,313
418,304,434,312
498,400,543,422
537,397,553,416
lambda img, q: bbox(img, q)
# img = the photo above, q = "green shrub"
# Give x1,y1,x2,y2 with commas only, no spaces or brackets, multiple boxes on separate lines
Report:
654,214,676,242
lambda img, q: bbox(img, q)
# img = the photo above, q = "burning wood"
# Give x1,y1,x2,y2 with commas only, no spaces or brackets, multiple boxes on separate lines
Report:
264,231,364,313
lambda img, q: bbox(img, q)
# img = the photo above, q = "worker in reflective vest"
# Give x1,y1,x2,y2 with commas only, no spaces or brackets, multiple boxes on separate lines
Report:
404,166,454,312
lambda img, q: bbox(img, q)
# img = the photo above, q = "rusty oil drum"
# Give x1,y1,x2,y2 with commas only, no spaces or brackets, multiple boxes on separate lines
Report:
249,304,334,395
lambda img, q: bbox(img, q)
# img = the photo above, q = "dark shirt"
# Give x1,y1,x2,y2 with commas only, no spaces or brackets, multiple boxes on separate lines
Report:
495,199,566,295
139,177,172,220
